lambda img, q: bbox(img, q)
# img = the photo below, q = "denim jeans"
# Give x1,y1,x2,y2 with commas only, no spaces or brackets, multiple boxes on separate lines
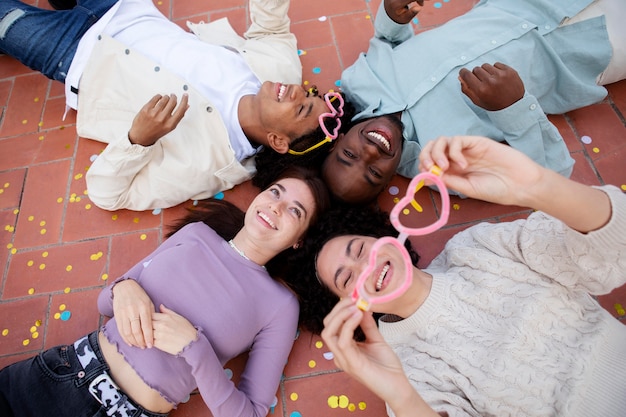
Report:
0,0,118,82
0,331,168,417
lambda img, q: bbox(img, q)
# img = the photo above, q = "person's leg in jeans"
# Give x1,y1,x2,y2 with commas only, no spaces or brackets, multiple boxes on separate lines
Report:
0,0,118,83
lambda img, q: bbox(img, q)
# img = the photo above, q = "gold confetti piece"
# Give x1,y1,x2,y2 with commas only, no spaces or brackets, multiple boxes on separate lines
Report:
83,190,89,195
59,304,66,311
34,97,39,102
28,216,34,221
328,396,339,408
102,273,109,281
42,251,48,258
27,260,34,267
22,339,30,346
339,395,349,408
140,234,147,240
2,329,8,336
13,209,19,214
40,229,47,235
6,243,13,249
10,248,17,254
3,183,9,188
64,287,71,293
402,208,410,215
621,185,626,192
75,197,81,202
74,173,83,180
35,320,42,326
348,403,356,411
30,326,37,333
66,265,72,272
28,288,35,295
38,121,43,127
393,197,400,204
57,197,63,203
7,226,14,232
358,402,367,410
112,214,118,221
303,80,309,85
366,14,371,19
39,135,44,141
290,393,298,401
85,204,92,210
22,119,28,125
615,303,625,316
39,264,45,270
39,221,46,227
133,217,140,224
32,332,39,339
54,312,60,320
0,189,4,194
315,340,323,349
592,147,600,153
308,360,316,368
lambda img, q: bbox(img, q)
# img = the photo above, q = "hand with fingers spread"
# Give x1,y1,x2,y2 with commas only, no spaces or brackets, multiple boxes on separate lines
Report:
459,62,525,111
152,305,199,356
112,279,156,349
322,299,441,417
384,0,427,24
128,93,190,147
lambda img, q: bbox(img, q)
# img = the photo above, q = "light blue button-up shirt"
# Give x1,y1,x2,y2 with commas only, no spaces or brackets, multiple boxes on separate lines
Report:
341,0,611,178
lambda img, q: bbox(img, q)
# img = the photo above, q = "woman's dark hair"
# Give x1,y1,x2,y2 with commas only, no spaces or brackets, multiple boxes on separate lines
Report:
252,92,356,191
167,165,331,275
282,204,420,336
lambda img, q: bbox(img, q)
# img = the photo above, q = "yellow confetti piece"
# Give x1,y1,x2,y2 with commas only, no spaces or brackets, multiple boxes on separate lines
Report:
140,234,147,240
13,209,19,214
453,203,461,210
290,393,298,401
11,248,17,255
303,80,309,85
30,326,37,333
40,229,47,235
59,304,66,311
393,197,400,204
34,97,40,102
42,251,48,258
28,288,35,295
69,196,76,203
83,190,89,195
64,287,71,293
31,332,39,339
402,208,410,215
621,184,626,192
39,264,46,270
57,197,63,203
308,360,316,368
75,197,81,202
6,243,13,249
2,329,8,336
22,119,28,125
39,135,44,141
66,265,72,272
315,340,323,349
85,204,92,210
38,121,43,127
102,273,109,281
27,260,34,267
365,14,371,19
328,396,339,408
339,395,349,408
112,214,118,221
22,339,30,346
615,303,625,316
28,216,34,221
348,403,356,411
0,189,3,194
54,312,61,320
358,402,367,410
133,217,140,224
74,173,83,180
592,147,600,153
39,221,46,227
35,320,41,326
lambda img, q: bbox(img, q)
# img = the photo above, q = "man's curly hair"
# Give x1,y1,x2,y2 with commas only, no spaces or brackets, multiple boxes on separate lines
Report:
282,204,420,335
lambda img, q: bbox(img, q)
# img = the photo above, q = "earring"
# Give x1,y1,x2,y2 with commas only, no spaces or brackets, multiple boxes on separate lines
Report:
293,242,301,250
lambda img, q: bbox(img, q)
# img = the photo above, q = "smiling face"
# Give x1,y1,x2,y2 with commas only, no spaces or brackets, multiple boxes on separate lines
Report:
244,177,317,253
256,81,330,143
315,235,411,313
321,115,404,204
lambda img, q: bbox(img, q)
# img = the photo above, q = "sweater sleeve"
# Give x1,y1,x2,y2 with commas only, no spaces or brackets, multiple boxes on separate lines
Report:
474,185,626,294
180,294,299,417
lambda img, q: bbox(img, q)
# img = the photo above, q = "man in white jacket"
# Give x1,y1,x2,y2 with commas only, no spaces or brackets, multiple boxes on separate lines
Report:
0,0,334,211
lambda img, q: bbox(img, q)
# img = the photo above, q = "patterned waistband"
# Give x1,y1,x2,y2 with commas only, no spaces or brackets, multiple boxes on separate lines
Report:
73,333,168,417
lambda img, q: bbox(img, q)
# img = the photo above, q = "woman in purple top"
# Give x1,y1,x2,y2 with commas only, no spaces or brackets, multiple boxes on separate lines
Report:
0,166,330,417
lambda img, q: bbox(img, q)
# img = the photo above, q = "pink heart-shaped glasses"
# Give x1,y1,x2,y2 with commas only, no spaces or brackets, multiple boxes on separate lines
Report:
351,166,450,311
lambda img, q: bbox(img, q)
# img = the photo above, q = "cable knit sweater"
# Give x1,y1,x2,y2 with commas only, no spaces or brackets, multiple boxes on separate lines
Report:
379,185,626,417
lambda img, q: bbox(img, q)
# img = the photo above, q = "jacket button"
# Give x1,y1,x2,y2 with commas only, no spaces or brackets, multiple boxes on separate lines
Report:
77,371,85,378
206,106,213,113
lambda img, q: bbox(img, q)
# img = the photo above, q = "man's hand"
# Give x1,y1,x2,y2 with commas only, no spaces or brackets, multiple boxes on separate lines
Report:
384,0,426,24
128,93,189,147
459,62,525,111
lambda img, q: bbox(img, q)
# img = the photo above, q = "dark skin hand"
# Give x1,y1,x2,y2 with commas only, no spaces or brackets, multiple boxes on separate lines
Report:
384,0,426,24
128,93,189,146
458,62,525,111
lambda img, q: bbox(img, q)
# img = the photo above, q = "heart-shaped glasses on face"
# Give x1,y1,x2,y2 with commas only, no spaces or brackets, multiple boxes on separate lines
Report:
287,92,345,156
351,166,450,311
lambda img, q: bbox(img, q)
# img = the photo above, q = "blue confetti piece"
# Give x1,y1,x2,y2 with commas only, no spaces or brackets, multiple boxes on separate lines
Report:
334,80,341,87
434,2,442,8
60,311,71,321
224,368,233,379
413,17,419,24
193,200,199,206
213,192,224,200
297,49,304,56
290,412,302,417
444,0,450,2
312,67,321,74
152,208,162,215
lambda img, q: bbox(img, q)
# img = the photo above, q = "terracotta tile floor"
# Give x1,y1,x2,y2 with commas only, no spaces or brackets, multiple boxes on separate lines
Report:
1,0,625,416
